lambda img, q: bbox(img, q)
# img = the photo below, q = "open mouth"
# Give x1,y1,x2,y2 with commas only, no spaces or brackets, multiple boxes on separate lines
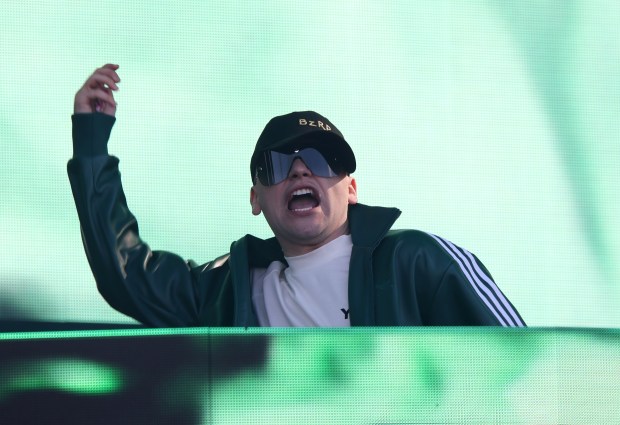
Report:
288,188,319,212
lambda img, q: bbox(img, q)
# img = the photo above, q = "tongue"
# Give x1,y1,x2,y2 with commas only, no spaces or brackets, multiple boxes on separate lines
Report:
289,195,318,211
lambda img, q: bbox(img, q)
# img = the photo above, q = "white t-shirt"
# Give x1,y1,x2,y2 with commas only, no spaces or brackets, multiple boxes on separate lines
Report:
251,234,353,327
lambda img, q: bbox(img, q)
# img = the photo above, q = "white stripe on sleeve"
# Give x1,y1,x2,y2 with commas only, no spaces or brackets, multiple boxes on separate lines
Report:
428,234,525,327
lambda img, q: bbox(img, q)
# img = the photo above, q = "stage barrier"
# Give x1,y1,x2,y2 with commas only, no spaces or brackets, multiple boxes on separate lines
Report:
1,327,619,424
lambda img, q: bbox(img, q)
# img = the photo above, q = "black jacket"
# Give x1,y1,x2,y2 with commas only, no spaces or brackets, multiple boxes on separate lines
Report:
68,113,525,327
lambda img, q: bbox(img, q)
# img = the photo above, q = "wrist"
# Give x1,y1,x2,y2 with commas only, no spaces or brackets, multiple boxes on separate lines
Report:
72,113,116,157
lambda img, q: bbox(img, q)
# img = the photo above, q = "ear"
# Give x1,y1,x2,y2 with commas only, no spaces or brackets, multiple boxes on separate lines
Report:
348,176,358,205
250,186,262,216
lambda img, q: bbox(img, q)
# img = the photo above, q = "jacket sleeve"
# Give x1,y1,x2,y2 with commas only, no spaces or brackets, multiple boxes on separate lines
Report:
426,234,526,326
67,113,204,326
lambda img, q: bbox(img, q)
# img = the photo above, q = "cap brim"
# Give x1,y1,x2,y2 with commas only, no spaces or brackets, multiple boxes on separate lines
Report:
260,131,355,171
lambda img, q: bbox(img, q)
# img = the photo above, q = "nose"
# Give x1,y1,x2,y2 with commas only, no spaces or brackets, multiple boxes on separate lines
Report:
287,158,313,179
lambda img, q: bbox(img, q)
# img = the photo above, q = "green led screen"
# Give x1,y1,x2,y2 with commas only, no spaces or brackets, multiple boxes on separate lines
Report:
1,328,620,424
0,1,619,326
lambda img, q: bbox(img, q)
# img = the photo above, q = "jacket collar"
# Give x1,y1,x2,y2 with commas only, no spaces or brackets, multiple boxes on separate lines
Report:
241,203,401,266
347,203,401,249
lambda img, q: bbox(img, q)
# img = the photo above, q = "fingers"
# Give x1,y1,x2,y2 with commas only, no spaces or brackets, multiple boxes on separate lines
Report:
90,64,121,90
91,87,117,113
86,72,120,91
75,64,121,115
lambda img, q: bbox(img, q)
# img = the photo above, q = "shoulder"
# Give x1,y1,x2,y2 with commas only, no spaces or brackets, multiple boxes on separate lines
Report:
190,253,231,273
188,233,284,275
377,230,483,273
379,230,498,294
382,229,471,254
379,229,450,254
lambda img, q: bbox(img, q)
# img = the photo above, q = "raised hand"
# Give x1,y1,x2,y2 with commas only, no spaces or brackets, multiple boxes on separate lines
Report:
74,64,120,116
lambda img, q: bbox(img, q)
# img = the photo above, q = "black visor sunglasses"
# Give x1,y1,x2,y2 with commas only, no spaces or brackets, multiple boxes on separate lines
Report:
254,148,344,186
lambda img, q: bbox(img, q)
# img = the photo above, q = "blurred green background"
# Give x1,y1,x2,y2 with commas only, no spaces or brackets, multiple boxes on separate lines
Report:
2,328,619,424
0,1,618,326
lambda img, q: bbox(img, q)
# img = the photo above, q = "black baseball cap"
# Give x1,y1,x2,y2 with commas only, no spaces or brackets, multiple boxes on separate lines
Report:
250,111,356,182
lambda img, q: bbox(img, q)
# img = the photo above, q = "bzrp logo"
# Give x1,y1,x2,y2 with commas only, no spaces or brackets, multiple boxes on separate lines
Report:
299,119,331,131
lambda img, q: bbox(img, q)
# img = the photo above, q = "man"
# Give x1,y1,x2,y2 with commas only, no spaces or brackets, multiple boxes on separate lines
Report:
69,64,525,327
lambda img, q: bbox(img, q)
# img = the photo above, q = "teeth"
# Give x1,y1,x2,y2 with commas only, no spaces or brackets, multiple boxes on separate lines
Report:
292,188,313,197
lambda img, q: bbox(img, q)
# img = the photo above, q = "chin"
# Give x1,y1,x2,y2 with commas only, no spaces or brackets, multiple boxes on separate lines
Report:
290,226,326,242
